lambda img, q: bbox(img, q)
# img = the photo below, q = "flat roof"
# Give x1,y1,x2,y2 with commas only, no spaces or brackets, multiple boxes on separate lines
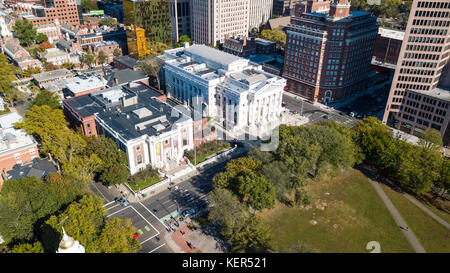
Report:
408,87,450,101
65,75,107,94
378,27,405,40
33,68,73,82
185,44,243,67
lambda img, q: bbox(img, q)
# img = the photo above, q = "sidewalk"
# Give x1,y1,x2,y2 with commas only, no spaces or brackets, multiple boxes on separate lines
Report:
171,225,196,253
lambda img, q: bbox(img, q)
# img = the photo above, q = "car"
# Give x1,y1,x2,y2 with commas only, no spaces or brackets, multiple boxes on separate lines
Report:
281,102,287,107
349,111,357,117
114,197,129,206
197,199,207,208
181,209,196,217
133,233,140,239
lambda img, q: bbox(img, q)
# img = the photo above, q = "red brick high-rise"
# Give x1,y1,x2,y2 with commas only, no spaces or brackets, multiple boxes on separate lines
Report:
282,0,378,103
13,0,80,26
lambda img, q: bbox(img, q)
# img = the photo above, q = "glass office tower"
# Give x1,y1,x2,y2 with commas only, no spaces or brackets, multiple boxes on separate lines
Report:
123,0,172,58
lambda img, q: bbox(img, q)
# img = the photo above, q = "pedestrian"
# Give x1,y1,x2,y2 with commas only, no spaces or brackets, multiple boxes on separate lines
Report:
405,226,409,231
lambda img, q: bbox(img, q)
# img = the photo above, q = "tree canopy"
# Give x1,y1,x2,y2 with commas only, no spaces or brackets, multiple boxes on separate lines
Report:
31,89,60,110
0,54,22,106
12,19,37,46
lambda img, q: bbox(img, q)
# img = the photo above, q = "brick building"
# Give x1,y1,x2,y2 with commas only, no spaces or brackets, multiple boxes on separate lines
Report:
282,0,378,103
15,0,80,26
373,27,404,68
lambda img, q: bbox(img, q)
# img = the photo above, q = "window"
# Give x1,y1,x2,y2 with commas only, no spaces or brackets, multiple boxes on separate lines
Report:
136,154,142,164
136,145,141,151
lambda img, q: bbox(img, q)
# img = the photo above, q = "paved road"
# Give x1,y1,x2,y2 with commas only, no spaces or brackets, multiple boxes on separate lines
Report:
282,93,356,127
361,167,427,253
93,156,233,253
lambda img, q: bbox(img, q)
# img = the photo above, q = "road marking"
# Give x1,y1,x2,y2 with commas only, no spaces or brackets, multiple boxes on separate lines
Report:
129,205,159,233
140,233,160,245
138,202,169,230
103,201,115,207
91,182,109,202
149,243,166,253
106,206,131,218
106,204,120,210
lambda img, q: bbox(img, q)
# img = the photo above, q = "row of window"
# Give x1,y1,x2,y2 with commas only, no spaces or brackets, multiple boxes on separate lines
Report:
412,19,450,27
410,27,448,36
408,36,446,44
405,44,442,52
417,1,449,9
399,68,435,76
414,10,450,18
403,52,440,61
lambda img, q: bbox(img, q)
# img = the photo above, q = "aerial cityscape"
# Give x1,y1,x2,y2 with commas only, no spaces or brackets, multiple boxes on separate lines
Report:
0,0,448,262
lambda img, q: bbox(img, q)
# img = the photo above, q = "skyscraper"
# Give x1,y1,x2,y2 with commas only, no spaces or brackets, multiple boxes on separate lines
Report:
170,0,191,42
123,0,172,58
249,0,273,31
383,0,450,145
283,0,378,103
191,0,249,46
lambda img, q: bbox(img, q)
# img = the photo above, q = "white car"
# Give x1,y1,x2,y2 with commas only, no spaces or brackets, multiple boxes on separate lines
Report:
349,111,357,117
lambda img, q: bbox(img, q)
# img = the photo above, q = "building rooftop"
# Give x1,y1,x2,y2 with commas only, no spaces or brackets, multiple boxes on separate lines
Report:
33,68,74,83
0,127,36,158
105,68,148,87
409,87,450,101
114,55,141,69
42,48,70,59
65,75,107,95
65,83,190,141
185,44,244,68
0,112,22,129
378,27,405,41
6,157,58,181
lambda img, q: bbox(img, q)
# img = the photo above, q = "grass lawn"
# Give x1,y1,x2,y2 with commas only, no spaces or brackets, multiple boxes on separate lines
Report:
187,141,230,165
127,175,161,192
259,168,414,253
380,183,450,253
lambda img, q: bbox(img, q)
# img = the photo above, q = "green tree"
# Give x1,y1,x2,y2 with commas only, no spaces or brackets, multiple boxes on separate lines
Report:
36,33,48,44
61,62,75,70
62,154,103,183
237,172,275,210
12,19,36,46
97,50,107,65
11,242,44,253
31,89,60,109
42,194,141,253
207,188,246,237
139,58,162,90
418,128,443,152
80,50,95,68
21,67,41,78
177,35,191,47
81,0,98,13
99,18,117,28
260,29,286,47
113,48,122,58
229,215,272,253
0,175,86,244
0,54,21,106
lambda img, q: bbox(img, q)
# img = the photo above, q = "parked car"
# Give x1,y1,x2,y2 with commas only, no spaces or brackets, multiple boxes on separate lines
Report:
181,209,196,217
133,233,140,239
282,102,287,107
197,199,207,208
114,197,129,206
349,111,357,117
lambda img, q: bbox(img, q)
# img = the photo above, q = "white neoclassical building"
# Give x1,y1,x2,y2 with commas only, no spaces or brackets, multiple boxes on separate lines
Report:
163,44,286,135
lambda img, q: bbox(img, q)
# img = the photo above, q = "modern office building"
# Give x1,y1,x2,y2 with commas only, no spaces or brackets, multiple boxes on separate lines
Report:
249,0,273,31
170,0,191,42
191,0,250,46
383,0,450,145
272,0,301,16
282,0,378,103
163,44,285,134
123,0,172,58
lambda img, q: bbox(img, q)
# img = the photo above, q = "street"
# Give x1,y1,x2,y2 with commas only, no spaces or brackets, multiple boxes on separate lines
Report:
90,155,232,253
282,93,357,128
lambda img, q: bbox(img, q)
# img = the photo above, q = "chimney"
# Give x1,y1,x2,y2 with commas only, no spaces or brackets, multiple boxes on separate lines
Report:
114,77,119,85
243,38,247,47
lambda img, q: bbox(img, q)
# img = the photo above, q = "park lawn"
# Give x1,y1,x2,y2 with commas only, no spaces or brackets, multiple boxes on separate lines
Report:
127,175,161,192
187,142,230,165
259,168,414,253
380,183,450,253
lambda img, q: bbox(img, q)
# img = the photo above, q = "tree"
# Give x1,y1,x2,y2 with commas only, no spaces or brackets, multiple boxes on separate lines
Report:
0,54,21,106
80,50,95,68
11,242,44,253
208,188,246,237
81,0,98,13
228,215,272,253
12,19,37,46
21,67,41,78
139,58,162,90
31,89,60,109
177,35,191,47
237,172,275,210
0,175,86,244
62,153,102,183
61,62,75,70
42,194,141,253
260,29,286,47
100,164,130,185
435,159,450,196
99,18,117,28
113,48,122,58
36,33,48,44
418,128,443,152
97,50,107,65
